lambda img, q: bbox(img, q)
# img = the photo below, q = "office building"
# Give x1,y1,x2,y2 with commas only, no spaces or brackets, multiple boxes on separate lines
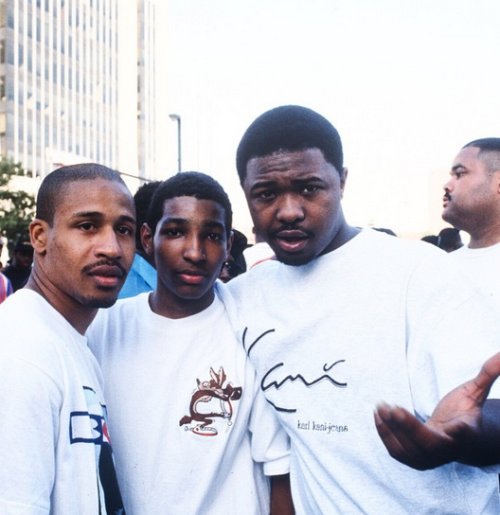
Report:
0,0,158,184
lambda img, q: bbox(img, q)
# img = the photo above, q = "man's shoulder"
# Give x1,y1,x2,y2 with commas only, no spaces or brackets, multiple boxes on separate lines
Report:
92,293,147,328
225,258,281,295
0,291,78,368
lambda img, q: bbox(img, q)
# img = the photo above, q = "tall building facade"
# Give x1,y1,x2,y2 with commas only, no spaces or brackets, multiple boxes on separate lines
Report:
0,0,157,183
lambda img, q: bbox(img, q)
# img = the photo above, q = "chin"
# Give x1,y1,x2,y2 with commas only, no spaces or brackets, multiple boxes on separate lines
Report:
276,252,313,267
82,295,119,309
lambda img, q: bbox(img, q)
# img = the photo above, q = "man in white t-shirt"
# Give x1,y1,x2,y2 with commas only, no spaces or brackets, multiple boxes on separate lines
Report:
87,171,292,515
442,138,500,311
0,164,136,514
219,105,500,514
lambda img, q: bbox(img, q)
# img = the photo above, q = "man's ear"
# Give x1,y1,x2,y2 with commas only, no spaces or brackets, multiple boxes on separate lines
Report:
29,219,49,255
226,231,234,261
340,167,348,199
141,223,154,257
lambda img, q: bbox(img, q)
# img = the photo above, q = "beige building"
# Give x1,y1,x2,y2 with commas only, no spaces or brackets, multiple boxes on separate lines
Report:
0,0,161,189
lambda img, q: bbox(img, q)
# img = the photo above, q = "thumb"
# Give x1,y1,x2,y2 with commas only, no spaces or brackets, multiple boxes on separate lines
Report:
469,352,500,405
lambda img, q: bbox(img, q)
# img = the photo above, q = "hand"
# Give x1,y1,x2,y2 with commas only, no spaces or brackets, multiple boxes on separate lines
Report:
374,351,500,470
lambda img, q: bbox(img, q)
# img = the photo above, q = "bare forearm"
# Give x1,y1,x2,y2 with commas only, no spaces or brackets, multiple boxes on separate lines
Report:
270,474,295,515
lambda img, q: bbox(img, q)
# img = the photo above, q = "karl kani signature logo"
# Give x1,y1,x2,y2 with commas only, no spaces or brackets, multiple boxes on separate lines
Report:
243,328,347,413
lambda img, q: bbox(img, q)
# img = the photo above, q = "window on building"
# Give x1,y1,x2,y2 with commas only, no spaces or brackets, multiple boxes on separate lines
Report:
0,4,6,28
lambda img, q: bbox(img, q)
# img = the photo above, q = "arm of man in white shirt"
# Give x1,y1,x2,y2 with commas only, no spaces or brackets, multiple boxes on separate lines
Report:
374,351,500,470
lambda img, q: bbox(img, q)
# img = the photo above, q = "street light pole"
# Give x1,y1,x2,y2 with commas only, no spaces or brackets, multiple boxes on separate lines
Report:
169,113,181,172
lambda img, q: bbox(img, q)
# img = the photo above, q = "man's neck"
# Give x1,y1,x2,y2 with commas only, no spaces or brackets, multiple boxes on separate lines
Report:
148,288,215,320
25,273,97,335
468,227,500,249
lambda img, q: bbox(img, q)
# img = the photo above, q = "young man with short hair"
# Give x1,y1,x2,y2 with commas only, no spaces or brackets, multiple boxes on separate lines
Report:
87,171,290,514
221,105,500,514
0,163,136,514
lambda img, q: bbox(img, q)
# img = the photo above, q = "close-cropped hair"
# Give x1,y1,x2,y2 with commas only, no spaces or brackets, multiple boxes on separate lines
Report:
236,105,344,184
133,181,162,250
463,138,500,174
146,171,233,237
36,163,127,225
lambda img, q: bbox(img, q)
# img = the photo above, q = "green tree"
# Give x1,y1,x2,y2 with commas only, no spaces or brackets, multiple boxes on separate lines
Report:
0,159,36,254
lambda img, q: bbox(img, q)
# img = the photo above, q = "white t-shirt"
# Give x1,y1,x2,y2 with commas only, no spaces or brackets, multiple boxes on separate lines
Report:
0,290,123,515
243,242,275,269
222,228,500,515
87,285,289,515
451,241,500,312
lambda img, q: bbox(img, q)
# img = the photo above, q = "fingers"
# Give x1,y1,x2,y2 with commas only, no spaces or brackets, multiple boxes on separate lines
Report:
471,352,500,404
374,403,453,470
374,406,411,464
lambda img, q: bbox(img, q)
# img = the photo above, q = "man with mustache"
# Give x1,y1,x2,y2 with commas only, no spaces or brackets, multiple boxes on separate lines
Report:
0,164,136,514
221,105,500,514
442,138,500,311
375,138,500,485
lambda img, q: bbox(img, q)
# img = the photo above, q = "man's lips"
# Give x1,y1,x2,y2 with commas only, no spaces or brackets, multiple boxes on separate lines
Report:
443,194,451,207
88,265,125,288
273,229,310,253
178,269,208,285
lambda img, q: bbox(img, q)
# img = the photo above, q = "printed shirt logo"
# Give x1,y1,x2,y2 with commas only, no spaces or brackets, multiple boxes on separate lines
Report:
69,386,124,515
179,366,242,436
244,327,347,414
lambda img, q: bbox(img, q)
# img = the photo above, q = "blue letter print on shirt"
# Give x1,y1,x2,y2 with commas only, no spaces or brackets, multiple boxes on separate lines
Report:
243,327,347,413
69,386,110,445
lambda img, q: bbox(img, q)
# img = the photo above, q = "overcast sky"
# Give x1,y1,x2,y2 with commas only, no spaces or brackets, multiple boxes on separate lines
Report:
158,0,500,237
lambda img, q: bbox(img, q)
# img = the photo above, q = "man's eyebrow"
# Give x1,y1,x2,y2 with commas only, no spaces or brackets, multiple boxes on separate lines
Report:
159,216,188,227
118,214,136,225
72,211,105,220
71,212,136,224
451,164,466,172
249,180,276,192
202,220,225,231
291,176,324,185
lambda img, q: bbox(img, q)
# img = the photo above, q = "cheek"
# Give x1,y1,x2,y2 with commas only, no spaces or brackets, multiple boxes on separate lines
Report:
209,246,228,269
249,204,272,228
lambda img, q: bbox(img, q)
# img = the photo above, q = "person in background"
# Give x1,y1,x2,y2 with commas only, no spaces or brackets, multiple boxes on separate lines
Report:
0,237,5,268
219,228,248,283
421,234,439,246
118,180,161,299
442,138,500,310
243,227,276,269
87,172,292,515
3,236,34,291
221,105,500,514
0,163,136,514
373,227,397,236
437,227,463,253
0,270,13,303
0,237,13,303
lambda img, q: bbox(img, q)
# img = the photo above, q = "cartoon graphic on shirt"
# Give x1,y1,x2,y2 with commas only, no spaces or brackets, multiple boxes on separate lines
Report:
180,366,242,436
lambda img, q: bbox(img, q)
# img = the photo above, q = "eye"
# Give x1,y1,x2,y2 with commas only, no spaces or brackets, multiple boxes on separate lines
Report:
253,189,276,201
78,222,96,231
207,232,222,241
261,190,275,198
302,184,319,194
164,228,182,237
117,225,134,236
455,171,463,179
